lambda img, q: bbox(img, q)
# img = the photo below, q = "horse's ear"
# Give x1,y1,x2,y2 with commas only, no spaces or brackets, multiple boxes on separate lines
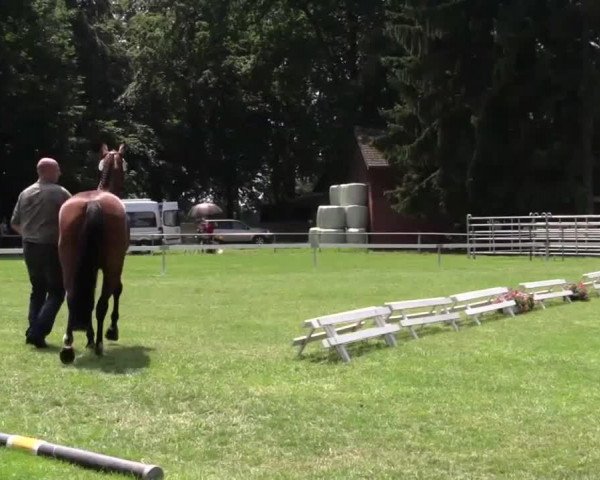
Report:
118,144,126,155
101,144,109,157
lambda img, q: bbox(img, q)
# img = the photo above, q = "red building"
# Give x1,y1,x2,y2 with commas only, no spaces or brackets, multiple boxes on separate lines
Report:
351,127,441,242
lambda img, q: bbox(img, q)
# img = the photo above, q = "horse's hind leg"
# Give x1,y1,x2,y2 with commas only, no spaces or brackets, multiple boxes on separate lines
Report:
85,326,95,349
60,302,76,364
106,281,122,342
94,285,111,356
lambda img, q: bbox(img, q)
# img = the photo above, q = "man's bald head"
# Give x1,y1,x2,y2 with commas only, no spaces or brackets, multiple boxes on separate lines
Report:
37,158,61,183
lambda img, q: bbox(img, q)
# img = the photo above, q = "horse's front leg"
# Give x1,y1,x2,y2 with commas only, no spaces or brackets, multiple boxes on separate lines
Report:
105,281,122,342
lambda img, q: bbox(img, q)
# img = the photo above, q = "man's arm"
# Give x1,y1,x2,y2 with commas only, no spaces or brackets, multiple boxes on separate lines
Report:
10,194,22,234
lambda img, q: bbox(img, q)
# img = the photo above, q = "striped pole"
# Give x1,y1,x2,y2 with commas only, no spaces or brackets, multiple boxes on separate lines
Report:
0,433,163,479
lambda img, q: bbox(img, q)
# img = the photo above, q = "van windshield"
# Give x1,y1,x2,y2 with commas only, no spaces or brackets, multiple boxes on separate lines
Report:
127,212,157,228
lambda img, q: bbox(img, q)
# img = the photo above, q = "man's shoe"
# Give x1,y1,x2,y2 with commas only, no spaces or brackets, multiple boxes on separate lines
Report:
26,336,48,349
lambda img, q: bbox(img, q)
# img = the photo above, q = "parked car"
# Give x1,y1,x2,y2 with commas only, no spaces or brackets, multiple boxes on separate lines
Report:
199,219,274,244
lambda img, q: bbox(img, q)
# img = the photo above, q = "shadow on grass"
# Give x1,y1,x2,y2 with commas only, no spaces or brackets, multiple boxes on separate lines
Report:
74,344,154,374
29,344,62,354
301,341,390,364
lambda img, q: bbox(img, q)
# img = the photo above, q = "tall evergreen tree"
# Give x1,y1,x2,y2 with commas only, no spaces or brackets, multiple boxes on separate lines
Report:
382,0,495,221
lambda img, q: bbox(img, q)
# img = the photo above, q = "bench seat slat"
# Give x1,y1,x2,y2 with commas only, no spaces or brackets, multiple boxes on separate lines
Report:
466,300,516,316
291,321,364,346
322,324,400,348
533,290,573,301
400,312,460,328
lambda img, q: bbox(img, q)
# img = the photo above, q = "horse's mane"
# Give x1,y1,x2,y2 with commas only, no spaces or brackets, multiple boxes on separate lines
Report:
71,201,103,331
97,155,113,191
97,152,124,197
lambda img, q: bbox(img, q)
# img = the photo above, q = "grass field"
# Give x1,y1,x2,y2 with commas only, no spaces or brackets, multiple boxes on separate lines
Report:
1,250,600,479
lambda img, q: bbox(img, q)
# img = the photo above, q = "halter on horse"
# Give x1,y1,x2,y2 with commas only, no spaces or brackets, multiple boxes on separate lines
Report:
58,144,129,364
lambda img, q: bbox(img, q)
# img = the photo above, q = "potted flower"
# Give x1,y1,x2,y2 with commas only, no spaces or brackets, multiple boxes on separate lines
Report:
493,290,535,314
567,282,589,301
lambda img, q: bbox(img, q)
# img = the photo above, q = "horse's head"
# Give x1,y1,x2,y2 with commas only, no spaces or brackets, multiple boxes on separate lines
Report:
98,143,126,197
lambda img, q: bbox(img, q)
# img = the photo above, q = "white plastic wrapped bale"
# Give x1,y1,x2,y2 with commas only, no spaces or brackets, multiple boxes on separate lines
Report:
346,228,367,244
329,185,341,205
316,205,346,229
318,228,346,244
340,183,368,206
344,205,368,229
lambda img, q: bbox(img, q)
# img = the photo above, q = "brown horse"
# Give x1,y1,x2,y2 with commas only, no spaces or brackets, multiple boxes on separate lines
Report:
58,144,129,364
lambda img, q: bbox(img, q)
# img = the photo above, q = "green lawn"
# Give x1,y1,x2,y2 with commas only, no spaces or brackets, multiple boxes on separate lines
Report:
1,250,600,479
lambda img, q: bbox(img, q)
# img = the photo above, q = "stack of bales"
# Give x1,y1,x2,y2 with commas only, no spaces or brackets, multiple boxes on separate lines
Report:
309,183,369,245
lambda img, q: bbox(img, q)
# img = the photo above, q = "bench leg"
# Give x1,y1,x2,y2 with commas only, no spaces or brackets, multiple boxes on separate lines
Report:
409,327,419,339
538,301,546,310
473,315,481,326
335,345,351,363
450,320,459,332
297,328,315,357
383,333,397,347
375,314,397,347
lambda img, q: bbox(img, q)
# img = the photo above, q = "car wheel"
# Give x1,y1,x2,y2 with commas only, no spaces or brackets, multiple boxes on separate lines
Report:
253,236,265,245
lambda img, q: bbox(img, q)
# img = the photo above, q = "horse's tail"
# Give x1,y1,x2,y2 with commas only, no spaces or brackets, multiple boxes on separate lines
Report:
71,200,103,331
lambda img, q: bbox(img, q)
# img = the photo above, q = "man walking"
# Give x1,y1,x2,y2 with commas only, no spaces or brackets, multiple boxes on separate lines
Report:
11,158,71,348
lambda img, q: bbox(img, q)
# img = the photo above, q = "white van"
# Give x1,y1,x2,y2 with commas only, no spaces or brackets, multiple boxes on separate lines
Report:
159,201,182,244
122,199,181,245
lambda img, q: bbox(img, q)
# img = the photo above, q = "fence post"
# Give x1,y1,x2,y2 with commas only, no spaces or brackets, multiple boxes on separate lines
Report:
517,217,521,253
160,244,167,276
544,212,550,261
466,214,471,258
560,218,564,261
437,244,442,267
575,218,579,255
310,231,319,268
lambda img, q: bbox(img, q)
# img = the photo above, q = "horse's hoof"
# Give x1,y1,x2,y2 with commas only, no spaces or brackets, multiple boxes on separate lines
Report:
59,347,75,365
105,327,119,341
94,343,104,356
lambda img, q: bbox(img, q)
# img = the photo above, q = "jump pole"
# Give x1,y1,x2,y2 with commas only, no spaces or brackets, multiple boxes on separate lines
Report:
0,432,163,479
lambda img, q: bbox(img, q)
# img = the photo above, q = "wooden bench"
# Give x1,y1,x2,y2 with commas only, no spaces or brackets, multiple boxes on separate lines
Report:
518,279,572,309
292,306,399,363
385,297,460,339
449,287,516,325
581,271,600,296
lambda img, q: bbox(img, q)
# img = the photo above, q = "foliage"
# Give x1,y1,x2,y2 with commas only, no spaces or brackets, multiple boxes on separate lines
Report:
2,1,600,225
382,0,600,222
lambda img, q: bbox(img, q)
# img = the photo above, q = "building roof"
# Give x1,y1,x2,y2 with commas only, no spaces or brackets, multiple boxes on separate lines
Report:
354,127,389,169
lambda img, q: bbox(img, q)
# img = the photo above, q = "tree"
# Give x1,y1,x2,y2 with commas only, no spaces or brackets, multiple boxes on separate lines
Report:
0,0,84,217
382,0,495,221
